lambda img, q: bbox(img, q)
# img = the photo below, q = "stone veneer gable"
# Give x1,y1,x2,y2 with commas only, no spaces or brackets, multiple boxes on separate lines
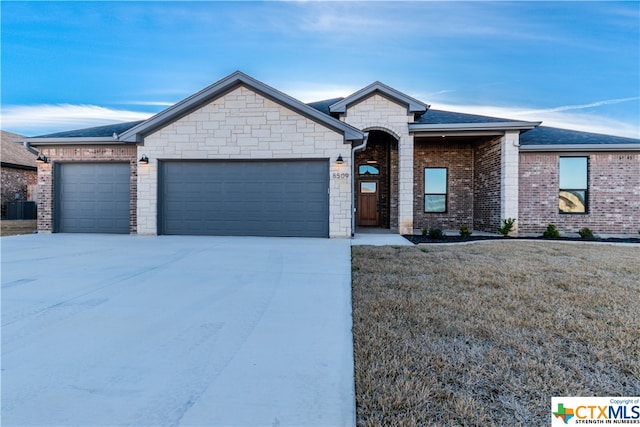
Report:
137,85,351,237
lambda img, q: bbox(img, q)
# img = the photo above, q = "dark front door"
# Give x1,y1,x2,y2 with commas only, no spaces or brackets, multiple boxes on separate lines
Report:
358,181,378,226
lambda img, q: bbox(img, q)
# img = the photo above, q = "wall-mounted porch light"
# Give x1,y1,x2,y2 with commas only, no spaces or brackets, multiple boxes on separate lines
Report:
336,154,344,165
139,155,149,164
36,153,49,164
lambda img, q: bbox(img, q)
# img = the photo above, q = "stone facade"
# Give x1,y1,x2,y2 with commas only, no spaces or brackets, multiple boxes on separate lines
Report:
519,152,640,234
35,145,137,233
500,131,520,232
1,167,37,219
341,93,414,234
137,85,351,237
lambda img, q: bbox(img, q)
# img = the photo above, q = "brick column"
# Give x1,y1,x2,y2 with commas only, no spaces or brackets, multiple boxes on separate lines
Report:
398,134,414,234
500,131,519,234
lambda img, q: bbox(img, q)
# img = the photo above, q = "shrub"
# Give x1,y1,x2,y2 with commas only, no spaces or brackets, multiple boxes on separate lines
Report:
427,227,445,240
421,226,428,236
498,218,516,236
459,224,472,237
543,224,561,239
578,227,595,240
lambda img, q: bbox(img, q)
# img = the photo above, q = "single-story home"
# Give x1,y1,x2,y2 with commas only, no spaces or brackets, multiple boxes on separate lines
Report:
1,130,37,219
24,71,640,237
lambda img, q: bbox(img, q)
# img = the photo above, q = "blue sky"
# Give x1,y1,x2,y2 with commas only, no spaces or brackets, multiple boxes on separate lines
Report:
2,1,639,137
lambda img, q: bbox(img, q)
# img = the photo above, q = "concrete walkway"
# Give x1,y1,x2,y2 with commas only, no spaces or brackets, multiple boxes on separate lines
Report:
1,234,354,426
351,233,414,246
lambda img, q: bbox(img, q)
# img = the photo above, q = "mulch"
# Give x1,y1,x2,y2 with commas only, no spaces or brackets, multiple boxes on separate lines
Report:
403,234,640,244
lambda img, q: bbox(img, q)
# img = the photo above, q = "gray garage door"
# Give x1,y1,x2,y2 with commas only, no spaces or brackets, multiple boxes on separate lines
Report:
160,160,329,237
55,163,130,233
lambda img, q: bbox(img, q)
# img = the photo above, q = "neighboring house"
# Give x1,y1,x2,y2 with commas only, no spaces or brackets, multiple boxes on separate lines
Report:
24,71,640,237
1,130,37,219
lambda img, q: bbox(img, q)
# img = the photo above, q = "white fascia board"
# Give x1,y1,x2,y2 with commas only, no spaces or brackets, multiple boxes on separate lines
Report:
25,137,124,145
409,121,541,134
119,71,363,144
519,143,640,152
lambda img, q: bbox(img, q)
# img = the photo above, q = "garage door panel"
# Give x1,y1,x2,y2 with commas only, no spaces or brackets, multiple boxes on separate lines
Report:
160,160,329,237
56,163,130,234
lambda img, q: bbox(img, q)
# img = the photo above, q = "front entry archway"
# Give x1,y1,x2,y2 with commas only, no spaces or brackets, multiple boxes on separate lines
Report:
355,130,398,229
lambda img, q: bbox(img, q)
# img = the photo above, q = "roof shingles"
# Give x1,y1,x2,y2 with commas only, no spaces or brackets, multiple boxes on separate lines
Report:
32,121,145,138
1,131,37,169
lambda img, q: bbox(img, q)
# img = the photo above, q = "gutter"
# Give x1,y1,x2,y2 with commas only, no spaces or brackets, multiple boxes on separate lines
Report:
351,132,369,237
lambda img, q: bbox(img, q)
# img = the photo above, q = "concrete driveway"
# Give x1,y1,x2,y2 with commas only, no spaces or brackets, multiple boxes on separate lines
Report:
1,234,354,427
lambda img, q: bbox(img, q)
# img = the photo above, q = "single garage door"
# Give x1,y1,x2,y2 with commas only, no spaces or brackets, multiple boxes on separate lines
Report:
55,163,130,233
160,160,329,237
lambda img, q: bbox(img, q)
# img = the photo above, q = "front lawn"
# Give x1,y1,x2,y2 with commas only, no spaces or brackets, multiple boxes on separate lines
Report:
351,241,640,426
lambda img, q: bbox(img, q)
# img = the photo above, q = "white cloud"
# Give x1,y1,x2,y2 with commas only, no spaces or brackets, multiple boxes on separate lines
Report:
513,97,640,115
120,101,176,107
1,104,153,136
432,103,640,139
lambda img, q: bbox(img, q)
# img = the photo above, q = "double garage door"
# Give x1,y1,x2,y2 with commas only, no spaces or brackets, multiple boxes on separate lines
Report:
55,160,329,237
160,160,329,237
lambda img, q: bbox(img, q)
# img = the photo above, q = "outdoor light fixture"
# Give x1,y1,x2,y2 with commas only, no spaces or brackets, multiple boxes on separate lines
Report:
139,155,149,164
336,154,344,165
35,153,49,164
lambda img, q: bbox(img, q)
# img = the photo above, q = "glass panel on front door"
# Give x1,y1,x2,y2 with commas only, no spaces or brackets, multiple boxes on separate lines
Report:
361,182,377,193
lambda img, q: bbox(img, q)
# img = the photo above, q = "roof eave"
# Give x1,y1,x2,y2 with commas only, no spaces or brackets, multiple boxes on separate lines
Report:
409,121,541,136
0,161,37,170
520,143,640,152
119,71,364,144
24,137,125,145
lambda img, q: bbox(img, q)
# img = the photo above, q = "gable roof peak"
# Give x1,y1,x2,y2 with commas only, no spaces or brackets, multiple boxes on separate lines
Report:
329,81,429,115
119,71,363,143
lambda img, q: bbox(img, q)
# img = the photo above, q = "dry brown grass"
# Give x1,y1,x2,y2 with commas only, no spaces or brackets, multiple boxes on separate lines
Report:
0,220,36,236
352,241,640,426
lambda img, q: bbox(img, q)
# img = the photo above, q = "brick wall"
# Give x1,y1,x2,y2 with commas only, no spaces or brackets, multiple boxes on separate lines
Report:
36,145,137,233
473,138,502,232
413,141,474,230
519,152,640,234
138,85,351,237
1,167,37,219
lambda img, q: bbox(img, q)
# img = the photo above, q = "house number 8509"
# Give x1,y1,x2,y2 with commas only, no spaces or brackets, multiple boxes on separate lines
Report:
332,172,350,179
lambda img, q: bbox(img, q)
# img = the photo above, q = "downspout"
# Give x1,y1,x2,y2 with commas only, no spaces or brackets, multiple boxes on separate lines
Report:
351,132,369,237
23,140,40,156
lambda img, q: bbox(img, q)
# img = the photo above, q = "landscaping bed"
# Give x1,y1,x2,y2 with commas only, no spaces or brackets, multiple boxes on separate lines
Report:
403,234,640,245
352,242,640,426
